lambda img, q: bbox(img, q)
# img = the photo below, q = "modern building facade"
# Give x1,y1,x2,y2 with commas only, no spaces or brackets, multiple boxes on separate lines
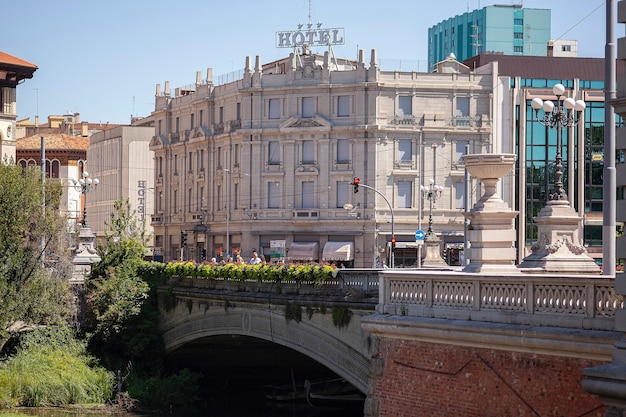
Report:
149,49,506,267
0,51,37,162
86,125,155,251
428,4,551,70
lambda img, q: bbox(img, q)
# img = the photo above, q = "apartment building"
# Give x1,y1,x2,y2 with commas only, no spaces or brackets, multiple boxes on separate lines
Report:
86,125,155,250
149,49,503,267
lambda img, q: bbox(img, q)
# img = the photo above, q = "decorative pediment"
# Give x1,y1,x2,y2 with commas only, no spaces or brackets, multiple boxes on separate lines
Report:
149,134,168,147
279,115,331,132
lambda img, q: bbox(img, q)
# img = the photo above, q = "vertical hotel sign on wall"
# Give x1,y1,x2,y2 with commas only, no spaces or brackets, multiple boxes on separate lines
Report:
137,180,146,222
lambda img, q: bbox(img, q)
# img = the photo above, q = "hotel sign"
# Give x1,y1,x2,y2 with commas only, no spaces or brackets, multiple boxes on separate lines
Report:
276,27,345,48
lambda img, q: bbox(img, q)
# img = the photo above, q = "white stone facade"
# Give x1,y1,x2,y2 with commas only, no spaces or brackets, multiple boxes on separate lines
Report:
149,50,507,267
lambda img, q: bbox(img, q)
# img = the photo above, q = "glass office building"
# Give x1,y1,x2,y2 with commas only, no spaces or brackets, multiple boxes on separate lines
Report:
429,4,551,70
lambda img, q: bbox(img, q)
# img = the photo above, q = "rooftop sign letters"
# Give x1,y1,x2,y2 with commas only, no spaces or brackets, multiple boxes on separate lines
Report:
276,25,345,48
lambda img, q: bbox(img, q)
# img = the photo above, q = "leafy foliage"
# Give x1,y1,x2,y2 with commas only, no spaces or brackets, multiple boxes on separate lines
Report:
0,162,70,349
0,326,114,407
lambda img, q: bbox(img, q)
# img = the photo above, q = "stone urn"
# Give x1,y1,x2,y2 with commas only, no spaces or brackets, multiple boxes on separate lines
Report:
461,153,519,273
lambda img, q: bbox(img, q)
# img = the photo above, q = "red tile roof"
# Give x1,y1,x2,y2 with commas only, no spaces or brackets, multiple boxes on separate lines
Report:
17,133,89,151
0,51,37,69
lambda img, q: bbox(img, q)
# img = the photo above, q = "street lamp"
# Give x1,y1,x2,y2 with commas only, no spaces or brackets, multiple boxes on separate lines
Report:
71,171,99,228
421,179,443,236
519,84,599,274
530,83,585,202
223,168,231,261
420,179,447,267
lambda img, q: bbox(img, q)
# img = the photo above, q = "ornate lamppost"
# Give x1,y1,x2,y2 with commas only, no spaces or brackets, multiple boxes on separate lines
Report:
69,171,101,323
519,83,600,273
421,179,447,267
530,83,585,202
71,171,99,228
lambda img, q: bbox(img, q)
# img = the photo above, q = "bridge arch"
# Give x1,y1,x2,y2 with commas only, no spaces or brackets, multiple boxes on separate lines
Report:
159,291,373,393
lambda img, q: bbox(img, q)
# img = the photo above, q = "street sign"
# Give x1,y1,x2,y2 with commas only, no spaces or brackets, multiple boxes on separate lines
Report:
415,229,425,241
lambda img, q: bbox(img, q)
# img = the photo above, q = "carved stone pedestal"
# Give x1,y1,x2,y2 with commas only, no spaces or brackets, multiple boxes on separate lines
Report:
422,232,448,268
70,226,102,324
518,200,600,274
462,153,519,274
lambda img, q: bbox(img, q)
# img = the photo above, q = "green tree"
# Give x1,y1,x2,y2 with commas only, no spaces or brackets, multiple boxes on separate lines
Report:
0,162,71,351
85,199,150,339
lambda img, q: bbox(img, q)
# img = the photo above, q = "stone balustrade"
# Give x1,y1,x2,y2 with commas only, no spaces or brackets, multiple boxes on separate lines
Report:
378,269,621,331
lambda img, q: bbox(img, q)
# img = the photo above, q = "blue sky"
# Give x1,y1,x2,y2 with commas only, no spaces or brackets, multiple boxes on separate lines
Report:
3,0,613,125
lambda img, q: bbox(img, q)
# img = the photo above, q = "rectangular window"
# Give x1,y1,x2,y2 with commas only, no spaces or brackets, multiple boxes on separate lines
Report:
199,110,204,126
268,182,280,208
338,96,350,117
514,46,523,53
302,181,315,208
302,97,314,118
268,141,280,165
219,106,224,124
398,182,412,208
514,18,524,25
158,120,162,135
302,140,315,164
514,32,523,39
188,152,193,171
234,143,240,165
455,140,468,162
455,182,465,209
190,113,195,128
217,185,222,211
336,181,349,208
398,96,412,116
456,97,470,116
175,117,180,132
337,139,349,163
269,99,280,119
398,139,412,162
188,188,192,213
236,102,241,120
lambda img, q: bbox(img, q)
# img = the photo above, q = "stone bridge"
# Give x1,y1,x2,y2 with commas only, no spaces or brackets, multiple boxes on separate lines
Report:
158,270,379,394
158,268,623,416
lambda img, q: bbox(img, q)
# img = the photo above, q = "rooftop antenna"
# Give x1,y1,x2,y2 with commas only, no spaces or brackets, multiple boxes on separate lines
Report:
471,23,481,56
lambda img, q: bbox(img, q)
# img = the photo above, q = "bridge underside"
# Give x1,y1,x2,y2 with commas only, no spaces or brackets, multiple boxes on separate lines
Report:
159,293,373,394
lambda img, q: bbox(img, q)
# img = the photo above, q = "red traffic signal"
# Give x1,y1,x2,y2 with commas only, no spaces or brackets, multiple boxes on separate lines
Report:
353,177,360,193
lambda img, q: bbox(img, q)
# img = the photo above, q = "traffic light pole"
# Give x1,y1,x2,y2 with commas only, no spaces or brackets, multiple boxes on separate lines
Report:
353,180,395,268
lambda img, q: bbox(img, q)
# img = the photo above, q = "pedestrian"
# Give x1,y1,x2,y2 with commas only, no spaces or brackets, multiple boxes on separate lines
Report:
250,250,262,264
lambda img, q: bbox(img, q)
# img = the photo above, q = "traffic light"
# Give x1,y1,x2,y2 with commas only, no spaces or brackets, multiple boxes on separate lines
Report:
391,237,396,249
181,231,187,247
353,177,360,193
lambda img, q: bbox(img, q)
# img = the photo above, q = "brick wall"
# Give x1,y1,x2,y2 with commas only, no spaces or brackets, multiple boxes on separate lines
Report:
370,338,606,417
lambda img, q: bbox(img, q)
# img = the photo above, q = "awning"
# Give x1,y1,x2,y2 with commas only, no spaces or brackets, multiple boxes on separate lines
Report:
322,241,354,261
288,242,319,261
